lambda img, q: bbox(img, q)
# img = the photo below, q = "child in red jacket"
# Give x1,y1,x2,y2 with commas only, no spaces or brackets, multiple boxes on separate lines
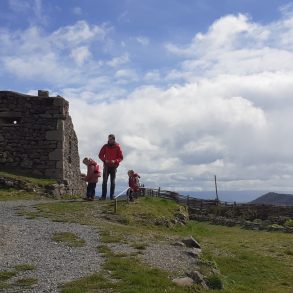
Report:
127,170,140,201
82,157,101,201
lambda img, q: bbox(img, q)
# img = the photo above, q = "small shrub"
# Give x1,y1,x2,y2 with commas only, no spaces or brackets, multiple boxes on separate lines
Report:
284,219,293,227
206,275,223,289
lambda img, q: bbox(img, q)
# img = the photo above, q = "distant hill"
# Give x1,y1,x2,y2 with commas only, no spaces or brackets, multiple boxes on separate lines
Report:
250,192,293,206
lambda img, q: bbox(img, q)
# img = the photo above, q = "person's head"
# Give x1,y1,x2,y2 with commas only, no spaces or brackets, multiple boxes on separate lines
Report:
108,134,116,145
82,157,89,165
128,170,134,177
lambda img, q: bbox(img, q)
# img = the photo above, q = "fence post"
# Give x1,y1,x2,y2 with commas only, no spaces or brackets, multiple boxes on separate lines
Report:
114,198,117,213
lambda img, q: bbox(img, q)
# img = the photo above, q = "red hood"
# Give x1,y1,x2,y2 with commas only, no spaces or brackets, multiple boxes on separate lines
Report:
88,159,97,166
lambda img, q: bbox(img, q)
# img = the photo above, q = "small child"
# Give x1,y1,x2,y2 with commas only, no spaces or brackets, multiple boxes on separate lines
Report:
82,157,101,201
127,170,140,201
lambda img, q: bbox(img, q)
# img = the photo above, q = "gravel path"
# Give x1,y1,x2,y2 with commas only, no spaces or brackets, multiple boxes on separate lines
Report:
0,200,103,293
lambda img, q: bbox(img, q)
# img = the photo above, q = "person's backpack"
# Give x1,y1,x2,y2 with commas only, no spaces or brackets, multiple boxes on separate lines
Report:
94,164,101,177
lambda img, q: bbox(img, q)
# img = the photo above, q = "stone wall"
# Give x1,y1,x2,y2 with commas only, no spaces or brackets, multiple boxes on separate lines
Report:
0,90,85,195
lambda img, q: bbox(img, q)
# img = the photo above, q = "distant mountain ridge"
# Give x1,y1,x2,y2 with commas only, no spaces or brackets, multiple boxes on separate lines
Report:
250,192,293,206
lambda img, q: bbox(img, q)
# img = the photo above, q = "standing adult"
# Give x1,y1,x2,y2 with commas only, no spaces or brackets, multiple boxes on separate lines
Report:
98,134,123,200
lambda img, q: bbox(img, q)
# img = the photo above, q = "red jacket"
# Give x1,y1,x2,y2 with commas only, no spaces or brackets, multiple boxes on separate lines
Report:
129,173,140,192
85,160,101,183
98,143,123,168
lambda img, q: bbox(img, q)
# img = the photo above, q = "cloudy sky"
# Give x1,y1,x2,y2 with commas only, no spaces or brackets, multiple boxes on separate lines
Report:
1,0,293,199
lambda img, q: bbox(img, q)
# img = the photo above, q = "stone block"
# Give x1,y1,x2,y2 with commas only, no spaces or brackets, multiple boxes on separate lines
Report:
38,90,49,97
53,97,64,106
56,161,63,169
46,130,63,141
49,149,63,160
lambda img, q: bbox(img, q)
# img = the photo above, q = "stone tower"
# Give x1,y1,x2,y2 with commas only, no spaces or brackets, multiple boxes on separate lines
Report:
0,90,85,195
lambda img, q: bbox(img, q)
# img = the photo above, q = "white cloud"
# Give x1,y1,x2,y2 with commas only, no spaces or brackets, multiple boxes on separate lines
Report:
166,13,293,81
115,69,138,82
122,135,159,151
51,20,107,46
136,36,149,46
106,54,129,67
144,70,160,81
0,21,116,86
70,46,91,65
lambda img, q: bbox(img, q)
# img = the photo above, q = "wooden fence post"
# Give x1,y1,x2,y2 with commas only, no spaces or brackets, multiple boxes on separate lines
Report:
114,198,117,213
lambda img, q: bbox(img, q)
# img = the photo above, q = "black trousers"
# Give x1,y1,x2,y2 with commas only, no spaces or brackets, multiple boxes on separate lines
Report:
86,182,96,199
101,166,117,199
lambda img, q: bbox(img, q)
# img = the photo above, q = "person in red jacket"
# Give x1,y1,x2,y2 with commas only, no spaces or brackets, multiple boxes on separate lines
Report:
82,157,101,201
127,170,140,201
98,134,123,200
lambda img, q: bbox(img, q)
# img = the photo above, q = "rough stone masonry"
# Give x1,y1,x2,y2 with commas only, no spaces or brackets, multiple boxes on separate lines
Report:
0,90,85,195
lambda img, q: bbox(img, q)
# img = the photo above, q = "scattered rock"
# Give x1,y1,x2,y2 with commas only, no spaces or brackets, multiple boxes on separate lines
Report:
172,276,194,286
173,241,185,247
188,270,208,288
187,248,201,258
182,236,201,249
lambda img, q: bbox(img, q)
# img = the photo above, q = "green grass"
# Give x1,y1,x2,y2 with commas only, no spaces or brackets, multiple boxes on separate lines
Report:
15,277,38,286
130,242,148,250
61,249,195,293
0,270,17,281
0,187,43,201
0,266,36,290
0,270,17,291
0,170,56,186
21,196,293,293
52,232,86,247
15,263,35,271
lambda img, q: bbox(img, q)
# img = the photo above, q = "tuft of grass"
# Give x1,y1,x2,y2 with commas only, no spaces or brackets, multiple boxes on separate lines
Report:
0,271,17,281
130,242,148,250
52,232,86,247
15,277,38,286
284,219,293,227
0,282,9,290
100,231,125,243
15,264,35,271
96,245,112,255
206,274,223,289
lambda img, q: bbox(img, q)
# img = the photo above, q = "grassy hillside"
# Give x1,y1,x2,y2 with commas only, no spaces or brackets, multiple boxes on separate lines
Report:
1,179,292,292
14,196,293,293
0,170,56,186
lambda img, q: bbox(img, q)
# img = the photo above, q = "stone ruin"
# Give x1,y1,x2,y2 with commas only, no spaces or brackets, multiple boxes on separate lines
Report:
0,90,85,196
